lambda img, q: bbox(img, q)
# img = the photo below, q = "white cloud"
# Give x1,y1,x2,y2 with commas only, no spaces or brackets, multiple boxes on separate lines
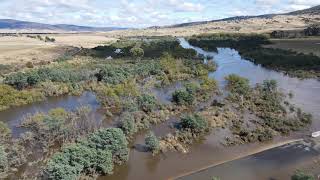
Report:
255,0,280,6
168,0,204,12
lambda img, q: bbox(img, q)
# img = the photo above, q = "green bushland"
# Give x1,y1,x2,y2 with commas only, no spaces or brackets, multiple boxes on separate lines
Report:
188,33,270,52
82,38,197,59
0,84,44,111
172,89,195,106
172,78,218,106
145,131,160,154
188,33,320,79
225,74,312,143
137,94,158,112
180,114,209,135
46,128,128,179
118,112,138,137
4,64,94,90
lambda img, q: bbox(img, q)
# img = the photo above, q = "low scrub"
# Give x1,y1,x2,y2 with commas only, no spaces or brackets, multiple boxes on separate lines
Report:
46,128,128,179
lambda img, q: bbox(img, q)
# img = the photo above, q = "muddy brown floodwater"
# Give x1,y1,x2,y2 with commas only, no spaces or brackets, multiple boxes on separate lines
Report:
101,39,320,180
1,38,320,180
0,91,103,138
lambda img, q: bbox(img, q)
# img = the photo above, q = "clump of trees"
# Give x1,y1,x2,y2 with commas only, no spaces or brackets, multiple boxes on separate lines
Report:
46,128,128,179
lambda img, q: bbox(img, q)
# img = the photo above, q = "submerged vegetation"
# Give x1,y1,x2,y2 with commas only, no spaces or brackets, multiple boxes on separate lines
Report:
188,33,320,79
225,74,312,144
0,36,315,179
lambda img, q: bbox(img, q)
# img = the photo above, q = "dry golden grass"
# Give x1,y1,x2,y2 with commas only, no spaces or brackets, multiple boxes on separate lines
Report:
0,34,116,66
104,14,320,38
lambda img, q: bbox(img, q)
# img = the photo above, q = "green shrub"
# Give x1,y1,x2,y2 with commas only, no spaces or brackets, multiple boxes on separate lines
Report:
46,128,128,179
180,114,208,134
130,47,144,59
118,112,137,137
137,94,157,112
225,74,250,95
86,128,129,164
4,72,28,90
291,170,315,180
172,89,194,106
0,84,44,111
145,132,160,154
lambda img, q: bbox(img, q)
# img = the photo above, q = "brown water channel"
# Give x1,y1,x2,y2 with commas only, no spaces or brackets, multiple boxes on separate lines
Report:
1,38,320,179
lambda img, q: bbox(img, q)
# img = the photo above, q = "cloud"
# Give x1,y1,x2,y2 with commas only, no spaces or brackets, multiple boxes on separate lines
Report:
255,0,280,6
168,0,204,12
0,0,317,28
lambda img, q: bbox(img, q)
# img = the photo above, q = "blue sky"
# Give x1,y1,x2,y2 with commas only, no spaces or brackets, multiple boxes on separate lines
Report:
0,0,318,27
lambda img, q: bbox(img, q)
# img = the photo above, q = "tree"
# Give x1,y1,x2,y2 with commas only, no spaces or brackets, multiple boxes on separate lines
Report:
225,74,250,95
172,89,194,106
130,47,144,59
180,114,208,134
137,94,157,112
145,132,160,154
118,112,137,137
87,128,129,164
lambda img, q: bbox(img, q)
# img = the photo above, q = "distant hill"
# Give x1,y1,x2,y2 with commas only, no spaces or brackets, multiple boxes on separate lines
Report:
287,5,320,15
0,19,126,32
165,5,319,28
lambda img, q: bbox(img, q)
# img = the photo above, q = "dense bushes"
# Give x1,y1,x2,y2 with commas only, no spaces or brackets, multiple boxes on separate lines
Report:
0,84,44,111
4,66,93,90
137,94,158,112
180,114,209,135
172,89,194,106
239,47,320,78
188,33,270,51
85,39,197,59
46,128,128,179
188,33,320,79
225,74,250,95
130,47,144,59
118,112,137,137
145,132,160,154
225,75,312,143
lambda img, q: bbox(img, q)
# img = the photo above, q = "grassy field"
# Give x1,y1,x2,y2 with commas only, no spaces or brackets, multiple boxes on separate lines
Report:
0,34,116,68
265,38,320,57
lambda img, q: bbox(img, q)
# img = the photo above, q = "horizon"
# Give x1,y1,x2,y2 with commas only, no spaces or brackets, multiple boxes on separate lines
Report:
0,0,319,28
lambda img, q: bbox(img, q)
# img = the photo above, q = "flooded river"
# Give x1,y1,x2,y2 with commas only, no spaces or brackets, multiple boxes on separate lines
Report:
1,38,320,179
0,91,102,137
